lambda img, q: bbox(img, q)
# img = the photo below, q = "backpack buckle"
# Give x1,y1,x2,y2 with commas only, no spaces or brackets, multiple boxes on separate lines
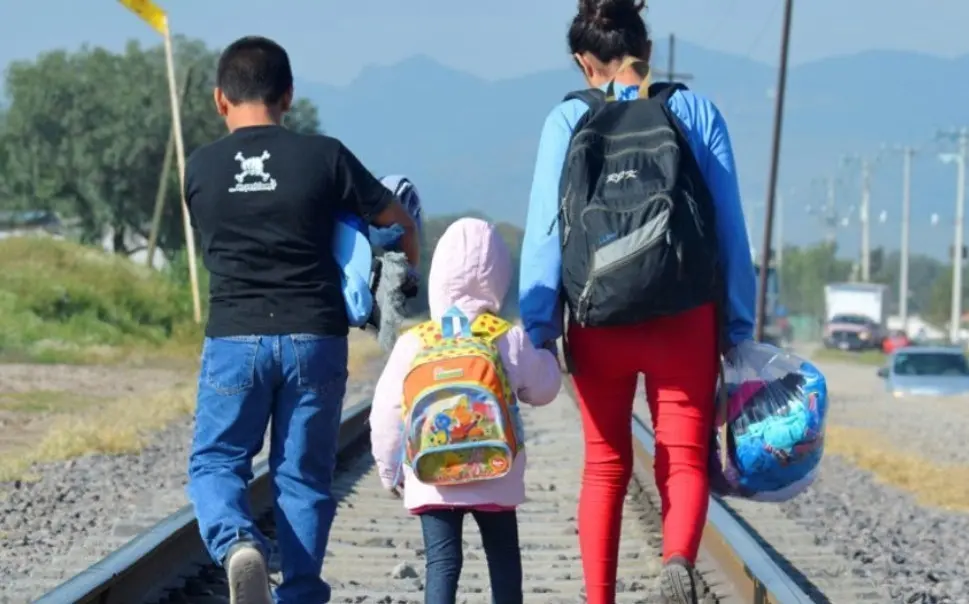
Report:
440,307,472,339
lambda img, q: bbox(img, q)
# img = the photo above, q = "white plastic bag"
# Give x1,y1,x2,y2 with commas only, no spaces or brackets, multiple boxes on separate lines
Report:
709,340,828,501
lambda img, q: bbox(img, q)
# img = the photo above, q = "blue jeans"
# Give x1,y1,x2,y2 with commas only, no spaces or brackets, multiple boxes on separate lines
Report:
187,334,348,604
419,509,523,604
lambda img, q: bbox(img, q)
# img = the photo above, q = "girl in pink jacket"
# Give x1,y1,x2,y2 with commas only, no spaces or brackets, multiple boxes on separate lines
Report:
369,217,562,604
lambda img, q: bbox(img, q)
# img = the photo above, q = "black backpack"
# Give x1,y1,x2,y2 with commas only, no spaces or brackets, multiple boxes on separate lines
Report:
557,79,722,329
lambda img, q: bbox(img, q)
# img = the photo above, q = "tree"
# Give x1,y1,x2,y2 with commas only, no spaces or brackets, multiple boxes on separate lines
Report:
778,242,853,318
284,98,321,135
0,37,321,255
778,241,955,329
868,249,948,317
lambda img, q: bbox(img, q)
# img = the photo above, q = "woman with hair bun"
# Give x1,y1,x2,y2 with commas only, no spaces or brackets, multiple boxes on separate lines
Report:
518,1,756,603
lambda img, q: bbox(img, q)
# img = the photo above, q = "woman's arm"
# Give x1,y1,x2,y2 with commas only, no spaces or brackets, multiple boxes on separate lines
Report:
501,326,562,406
668,91,757,345
519,100,589,348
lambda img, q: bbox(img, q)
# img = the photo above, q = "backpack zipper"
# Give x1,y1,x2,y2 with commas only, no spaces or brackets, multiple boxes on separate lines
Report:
676,238,685,281
574,211,674,325
547,183,573,242
575,278,595,326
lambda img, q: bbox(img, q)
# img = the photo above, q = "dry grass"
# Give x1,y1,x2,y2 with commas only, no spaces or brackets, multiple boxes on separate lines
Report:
0,333,386,482
0,383,195,482
0,390,106,414
813,348,886,366
347,330,384,375
824,424,969,512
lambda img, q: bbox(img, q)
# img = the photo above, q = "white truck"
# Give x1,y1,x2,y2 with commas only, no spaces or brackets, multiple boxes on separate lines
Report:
823,283,888,350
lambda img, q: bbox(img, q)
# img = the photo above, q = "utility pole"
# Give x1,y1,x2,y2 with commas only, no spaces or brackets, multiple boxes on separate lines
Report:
117,0,202,323
653,33,694,83
860,158,872,281
146,61,196,269
954,135,966,344
843,154,876,281
776,191,784,268
823,177,837,245
898,146,914,331
754,0,794,342
938,128,969,343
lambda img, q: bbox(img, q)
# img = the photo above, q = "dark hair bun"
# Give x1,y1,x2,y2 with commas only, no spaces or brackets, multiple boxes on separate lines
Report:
578,0,645,29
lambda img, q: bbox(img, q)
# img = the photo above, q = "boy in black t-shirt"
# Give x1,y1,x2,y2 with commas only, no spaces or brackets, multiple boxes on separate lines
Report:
184,36,419,604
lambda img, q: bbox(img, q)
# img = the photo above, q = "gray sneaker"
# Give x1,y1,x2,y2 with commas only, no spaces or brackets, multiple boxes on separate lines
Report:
659,560,699,604
225,541,273,604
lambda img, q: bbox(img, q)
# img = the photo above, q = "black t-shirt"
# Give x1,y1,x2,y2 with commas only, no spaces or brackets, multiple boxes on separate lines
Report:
184,125,394,337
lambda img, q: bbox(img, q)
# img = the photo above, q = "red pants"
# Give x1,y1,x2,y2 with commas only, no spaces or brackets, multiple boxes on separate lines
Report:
568,303,718,604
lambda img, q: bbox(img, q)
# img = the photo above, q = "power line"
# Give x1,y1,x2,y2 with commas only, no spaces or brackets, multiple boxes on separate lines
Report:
742,0,783,60
699,1,739,48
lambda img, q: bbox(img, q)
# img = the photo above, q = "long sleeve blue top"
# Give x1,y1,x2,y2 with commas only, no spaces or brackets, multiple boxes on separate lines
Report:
519,83,756,348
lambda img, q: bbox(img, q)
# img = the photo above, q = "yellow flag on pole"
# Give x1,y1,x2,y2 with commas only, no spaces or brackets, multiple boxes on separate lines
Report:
117,0,168,36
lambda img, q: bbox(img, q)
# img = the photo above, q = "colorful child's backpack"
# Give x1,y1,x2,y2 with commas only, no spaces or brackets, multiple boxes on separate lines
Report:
401,307,523,486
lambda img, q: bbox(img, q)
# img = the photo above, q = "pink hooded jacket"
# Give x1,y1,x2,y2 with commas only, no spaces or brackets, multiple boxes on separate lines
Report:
369,217,562,512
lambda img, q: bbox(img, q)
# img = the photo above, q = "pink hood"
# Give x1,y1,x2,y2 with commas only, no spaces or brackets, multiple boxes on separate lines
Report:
427,218,511,321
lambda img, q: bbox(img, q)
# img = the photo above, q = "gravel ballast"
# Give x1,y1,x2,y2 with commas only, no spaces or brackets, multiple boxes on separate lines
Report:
780,455,969,604
3,348,969,603
780,350,969,603
0,373,376,604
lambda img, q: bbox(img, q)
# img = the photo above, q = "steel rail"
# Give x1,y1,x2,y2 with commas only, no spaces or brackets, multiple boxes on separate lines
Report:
41,388,817,604
34,399,373,604
630,414,815,603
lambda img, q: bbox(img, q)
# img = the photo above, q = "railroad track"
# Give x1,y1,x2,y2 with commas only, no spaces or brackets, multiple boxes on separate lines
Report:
36,384,884,604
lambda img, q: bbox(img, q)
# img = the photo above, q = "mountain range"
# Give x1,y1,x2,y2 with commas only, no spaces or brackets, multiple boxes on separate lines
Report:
297,41,969,261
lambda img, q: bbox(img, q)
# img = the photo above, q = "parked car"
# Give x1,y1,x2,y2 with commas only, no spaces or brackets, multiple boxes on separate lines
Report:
881,330,911,354
877,346,969,397
824,314,884,351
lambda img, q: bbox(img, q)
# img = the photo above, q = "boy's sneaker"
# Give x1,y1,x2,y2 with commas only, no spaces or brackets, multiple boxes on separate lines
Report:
225,541,273,604
659,558,700,604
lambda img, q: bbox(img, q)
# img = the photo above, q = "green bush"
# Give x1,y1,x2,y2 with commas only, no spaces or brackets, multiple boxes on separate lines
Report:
165,247,210,319
0,237,200,361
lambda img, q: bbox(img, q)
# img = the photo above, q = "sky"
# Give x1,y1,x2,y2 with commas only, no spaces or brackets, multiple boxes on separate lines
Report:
1,0,968,86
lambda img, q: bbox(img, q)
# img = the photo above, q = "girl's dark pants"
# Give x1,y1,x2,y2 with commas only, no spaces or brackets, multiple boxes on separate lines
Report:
418,508,523,604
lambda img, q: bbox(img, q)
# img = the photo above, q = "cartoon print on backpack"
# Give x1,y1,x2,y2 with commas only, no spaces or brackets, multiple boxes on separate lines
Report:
419,394,497,447
401,308,523,486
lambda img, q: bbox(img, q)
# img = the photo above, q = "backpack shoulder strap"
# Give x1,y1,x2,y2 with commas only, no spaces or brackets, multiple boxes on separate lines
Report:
648,81,688,104
471,313,512,344
563,88,607,113
408,319,441,347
